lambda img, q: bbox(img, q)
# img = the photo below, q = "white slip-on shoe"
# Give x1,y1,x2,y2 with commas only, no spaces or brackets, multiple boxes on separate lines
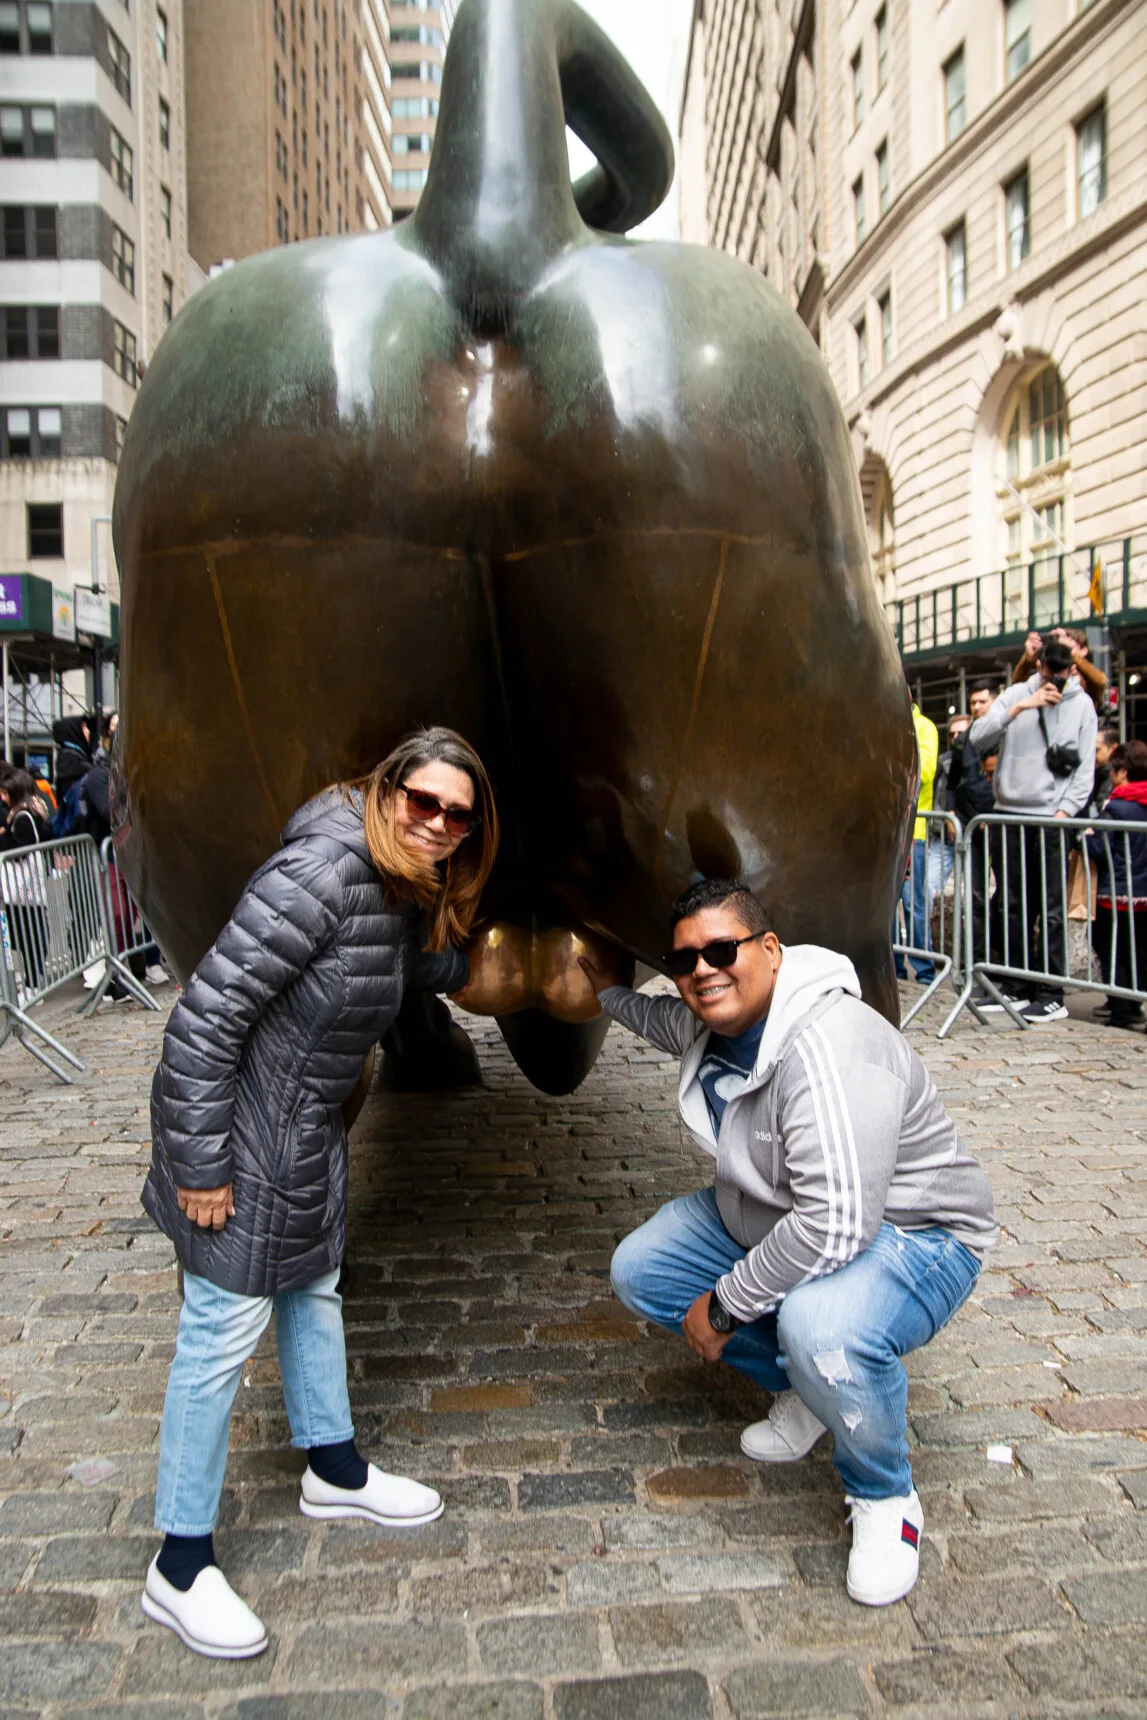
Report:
141,1556,268,1659
845,1489,923,1606
299,1462,444,1527
740,1390,829,1463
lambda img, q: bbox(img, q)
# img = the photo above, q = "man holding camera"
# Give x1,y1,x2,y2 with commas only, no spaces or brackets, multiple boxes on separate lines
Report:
968,639,1097,1023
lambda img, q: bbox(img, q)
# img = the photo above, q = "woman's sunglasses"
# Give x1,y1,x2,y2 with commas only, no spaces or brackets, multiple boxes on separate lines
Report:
662,931,763,978
399,783,480,838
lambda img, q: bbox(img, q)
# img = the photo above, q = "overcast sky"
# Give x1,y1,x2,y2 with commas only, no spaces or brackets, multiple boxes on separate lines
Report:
564,0,694,242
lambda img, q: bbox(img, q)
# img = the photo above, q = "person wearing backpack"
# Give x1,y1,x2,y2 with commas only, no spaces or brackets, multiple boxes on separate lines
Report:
0,765,53,993
52,715,92,803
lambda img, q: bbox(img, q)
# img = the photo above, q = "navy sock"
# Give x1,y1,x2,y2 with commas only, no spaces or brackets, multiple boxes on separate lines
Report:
308,1437,368,1490
156,1532,215,1592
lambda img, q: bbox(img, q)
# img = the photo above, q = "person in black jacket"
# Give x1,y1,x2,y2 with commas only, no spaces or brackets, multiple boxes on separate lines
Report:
946,682,998,990
1086,740,1147,1031
51,714,92,802
0,765,54,993
141,727,499,1659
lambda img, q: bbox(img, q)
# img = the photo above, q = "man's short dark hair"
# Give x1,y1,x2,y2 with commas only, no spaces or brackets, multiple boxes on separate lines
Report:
1038,639,1074,674
1099,725,1119,745
668,879,772,935
969,679,995,695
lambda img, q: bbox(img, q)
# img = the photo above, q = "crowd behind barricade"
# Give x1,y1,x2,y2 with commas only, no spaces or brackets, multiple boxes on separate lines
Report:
0,711,170,1004
898,626,1147,1031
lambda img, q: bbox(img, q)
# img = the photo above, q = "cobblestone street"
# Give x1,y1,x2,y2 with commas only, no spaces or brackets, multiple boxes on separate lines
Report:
1,984,1146,1717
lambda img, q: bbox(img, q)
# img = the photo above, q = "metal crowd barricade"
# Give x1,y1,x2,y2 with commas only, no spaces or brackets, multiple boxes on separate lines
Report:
893,808,963,1029
0,833,157,1084
938,812,1146,1038
98,836,160,981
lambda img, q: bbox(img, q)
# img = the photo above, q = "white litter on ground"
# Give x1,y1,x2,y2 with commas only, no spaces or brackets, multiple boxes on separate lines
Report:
66,1457,117,1486
986,1444,1014,1465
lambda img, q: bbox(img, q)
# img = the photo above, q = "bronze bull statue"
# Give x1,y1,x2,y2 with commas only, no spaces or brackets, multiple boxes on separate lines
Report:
111,0,916,1095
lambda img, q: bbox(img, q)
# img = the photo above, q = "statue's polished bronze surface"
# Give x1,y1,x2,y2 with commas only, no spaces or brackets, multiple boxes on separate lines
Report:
112,0,916,1094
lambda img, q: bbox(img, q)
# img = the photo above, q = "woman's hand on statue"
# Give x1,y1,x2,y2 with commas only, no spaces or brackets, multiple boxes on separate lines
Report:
177,1183,235,1230
1024,630,1043,659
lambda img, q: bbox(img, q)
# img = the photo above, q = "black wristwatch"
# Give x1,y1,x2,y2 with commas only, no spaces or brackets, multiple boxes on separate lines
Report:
708,1289,739,1334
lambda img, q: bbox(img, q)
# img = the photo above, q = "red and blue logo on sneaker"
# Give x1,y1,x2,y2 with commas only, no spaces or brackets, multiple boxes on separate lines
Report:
901,1520,920,1549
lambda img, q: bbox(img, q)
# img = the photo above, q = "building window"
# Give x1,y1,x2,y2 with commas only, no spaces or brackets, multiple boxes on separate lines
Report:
159,96,170,148
875,6,889,92
112,318,138,385
1004,0,1031,85
945,221,967,312
106,24,132,104
879,292,892,366
111,223,135,293
302,188,308,230
1,104,55,157
27,501,63,558
109,125,134,198
943,47,966,144
160,183,171,238
0,2,53,54
162,273,173,323
391,61,442,83
3,405,59,457
852,174,865,246
392,168,429,192
998,364,1070,619
1005,166,1030,269
851,48,863,131
392,96,439,119
855,317,868,389
876,140,890,216
1076,102,1106,218
114,414,127,460
2,204,57,257
392,132,431,155
3,304,59,358
156,6,167,61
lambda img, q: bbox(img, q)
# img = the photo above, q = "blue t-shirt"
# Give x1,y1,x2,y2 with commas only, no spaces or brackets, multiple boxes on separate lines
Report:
697,1017,767,1135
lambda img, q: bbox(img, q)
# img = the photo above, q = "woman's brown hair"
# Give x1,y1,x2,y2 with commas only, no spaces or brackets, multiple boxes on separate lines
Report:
345,727,499,950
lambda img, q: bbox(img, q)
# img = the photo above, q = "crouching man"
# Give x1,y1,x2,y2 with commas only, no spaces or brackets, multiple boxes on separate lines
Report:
582,880,997,1607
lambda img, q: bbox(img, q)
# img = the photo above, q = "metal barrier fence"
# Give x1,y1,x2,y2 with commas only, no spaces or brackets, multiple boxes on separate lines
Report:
98,835,159,979
893,809,962,1029
937,812,1146,1038
0,833,158,1083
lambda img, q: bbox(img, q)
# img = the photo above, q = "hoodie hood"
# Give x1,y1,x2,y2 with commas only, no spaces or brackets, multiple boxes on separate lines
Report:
678,943,862,1153
53,716,91,752
281,786,372,863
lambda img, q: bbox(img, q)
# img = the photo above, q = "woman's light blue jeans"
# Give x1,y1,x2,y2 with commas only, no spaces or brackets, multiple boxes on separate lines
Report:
155,1266,355,1536
611,1189,980,1499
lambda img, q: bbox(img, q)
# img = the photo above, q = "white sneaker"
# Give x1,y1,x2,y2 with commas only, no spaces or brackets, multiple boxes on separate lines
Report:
145,963,170,986
845,1490,923,1606
299,1462,443,1527
141,1556,268,1659
740,1390,828,1463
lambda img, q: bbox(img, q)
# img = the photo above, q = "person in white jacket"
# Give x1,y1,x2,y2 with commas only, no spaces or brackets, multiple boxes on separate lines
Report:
581,878,997,1608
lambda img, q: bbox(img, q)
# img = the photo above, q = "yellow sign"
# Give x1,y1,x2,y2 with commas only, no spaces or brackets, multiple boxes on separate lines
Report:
1088,553,1104,616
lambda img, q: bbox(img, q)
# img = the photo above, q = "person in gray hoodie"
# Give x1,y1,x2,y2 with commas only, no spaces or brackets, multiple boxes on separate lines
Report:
582,879,997,1609
968,638,1097,1023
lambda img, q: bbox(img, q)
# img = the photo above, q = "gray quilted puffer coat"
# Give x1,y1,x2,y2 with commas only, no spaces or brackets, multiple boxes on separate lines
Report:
142,788,467,1295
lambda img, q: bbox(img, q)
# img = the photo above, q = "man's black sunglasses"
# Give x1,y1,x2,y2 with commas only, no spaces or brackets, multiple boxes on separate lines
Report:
662,931,764,978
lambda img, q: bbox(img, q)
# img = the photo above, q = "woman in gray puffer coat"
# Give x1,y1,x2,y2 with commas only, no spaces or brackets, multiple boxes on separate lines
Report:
141,727,498,1660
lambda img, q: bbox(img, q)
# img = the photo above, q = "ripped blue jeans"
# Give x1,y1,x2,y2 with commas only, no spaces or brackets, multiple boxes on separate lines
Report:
611,1189,980,1499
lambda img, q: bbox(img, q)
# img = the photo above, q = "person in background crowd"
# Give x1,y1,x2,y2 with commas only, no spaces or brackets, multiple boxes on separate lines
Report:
894,702,939,986
0,764,54,993
52,715,93,801
584,880,998,1608
1086,740,1147,1033
969,640,1098,1024
925,713,967,950
1091,725,1120,815
1014,628,1107,711
948,684,999,1001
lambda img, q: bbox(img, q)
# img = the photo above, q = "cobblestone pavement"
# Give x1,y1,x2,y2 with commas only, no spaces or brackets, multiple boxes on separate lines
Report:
1,981,1146,1718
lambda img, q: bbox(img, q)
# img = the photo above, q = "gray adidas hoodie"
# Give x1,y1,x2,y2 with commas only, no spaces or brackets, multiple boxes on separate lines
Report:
968,673,1097,816
600,945,998,1322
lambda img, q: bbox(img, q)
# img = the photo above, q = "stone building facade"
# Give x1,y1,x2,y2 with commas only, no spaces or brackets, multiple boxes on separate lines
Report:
679,0,1147,730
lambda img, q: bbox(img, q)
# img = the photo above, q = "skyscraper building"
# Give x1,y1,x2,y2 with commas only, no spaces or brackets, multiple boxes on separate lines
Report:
184,0,457,270
0,0,192,612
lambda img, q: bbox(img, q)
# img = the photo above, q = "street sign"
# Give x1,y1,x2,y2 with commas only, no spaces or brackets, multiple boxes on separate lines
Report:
0,574,24,624
52,586,75,642
74,586,111,637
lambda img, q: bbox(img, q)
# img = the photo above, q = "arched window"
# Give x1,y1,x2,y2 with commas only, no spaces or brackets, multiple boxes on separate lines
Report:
997,362,1070,626
861,454,895,596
